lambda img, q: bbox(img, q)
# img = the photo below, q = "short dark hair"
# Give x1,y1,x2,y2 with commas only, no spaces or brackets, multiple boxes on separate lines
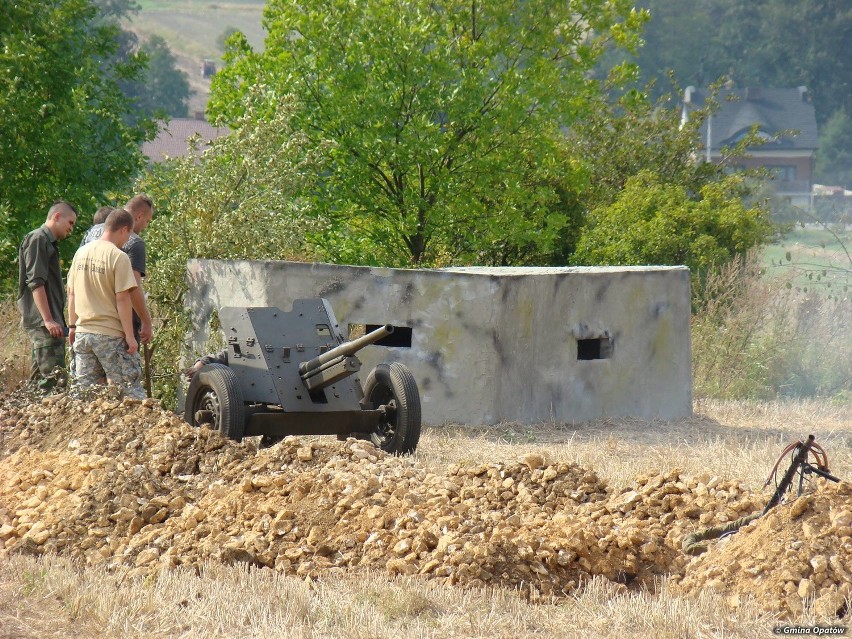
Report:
93,206,114,225
105,208,134,232
48,200,79,218
125,194,153,216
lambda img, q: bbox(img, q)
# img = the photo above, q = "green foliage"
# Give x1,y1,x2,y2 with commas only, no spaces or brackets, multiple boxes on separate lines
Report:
572,171,771,278
0,0,152,290
132,35,192,118
563,85,772,276
102,3,192,122
564,83,731,208
631,0,851,125
136,91,326,406
209,0,647,267
815,109,852,189
216,26,240,53
625,0,852,189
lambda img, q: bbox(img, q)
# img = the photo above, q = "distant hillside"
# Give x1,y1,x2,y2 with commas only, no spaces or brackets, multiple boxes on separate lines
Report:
123,1,267,116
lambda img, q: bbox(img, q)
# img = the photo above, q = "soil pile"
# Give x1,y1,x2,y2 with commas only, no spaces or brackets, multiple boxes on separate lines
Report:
673,481,852,618
0,393,847,616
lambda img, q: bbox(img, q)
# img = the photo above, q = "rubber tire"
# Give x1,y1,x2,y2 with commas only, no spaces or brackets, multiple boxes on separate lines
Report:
362,362,421,455
184,363,245,442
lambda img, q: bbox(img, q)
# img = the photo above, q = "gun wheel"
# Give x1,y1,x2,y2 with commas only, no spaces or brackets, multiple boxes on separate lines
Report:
184,363,245,442
362,362,421,455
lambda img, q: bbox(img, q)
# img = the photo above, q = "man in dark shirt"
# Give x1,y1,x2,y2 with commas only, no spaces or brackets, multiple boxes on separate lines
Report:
17,200,78,390
80,194,154,344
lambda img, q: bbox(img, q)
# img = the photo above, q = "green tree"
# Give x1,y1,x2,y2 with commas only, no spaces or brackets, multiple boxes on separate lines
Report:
0,0,152,288
216,26,239,53
133,35,192,118
528,80,770,266
209,0,647,267
625,0,852,188
815,109,852,189
631,0,852,124
90,1,192,121
568,85,725,207
136,91,326,405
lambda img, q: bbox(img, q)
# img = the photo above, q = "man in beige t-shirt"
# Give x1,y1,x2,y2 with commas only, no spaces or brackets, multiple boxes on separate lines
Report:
68,209,145,398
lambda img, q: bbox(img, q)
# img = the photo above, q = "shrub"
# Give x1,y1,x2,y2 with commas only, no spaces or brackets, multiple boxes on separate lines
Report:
136,90,326,407
572,171,772,284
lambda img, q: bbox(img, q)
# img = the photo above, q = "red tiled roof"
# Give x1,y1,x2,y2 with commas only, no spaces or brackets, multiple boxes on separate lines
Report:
141,118,230,163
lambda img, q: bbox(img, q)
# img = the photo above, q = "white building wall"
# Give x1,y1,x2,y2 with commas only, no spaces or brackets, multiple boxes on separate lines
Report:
185,260,692,425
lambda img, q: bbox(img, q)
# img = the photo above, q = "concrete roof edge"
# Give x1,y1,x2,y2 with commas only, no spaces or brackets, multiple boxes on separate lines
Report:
190,259,691,275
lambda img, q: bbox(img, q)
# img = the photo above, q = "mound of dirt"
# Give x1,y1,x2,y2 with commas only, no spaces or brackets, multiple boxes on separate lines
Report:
673,480,852,618
0,393,847,616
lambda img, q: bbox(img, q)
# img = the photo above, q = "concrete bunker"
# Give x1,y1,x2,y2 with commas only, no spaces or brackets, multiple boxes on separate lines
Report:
185,260,692,425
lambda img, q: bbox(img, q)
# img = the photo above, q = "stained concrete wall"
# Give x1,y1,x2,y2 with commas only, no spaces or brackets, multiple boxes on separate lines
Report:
185,260,692,425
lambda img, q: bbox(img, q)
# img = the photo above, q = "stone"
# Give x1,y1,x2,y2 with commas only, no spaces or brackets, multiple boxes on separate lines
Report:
1,392,850,621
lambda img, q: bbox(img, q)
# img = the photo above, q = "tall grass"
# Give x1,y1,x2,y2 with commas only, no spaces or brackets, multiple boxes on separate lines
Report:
0,547,778,639
692,251,852,400
0,295,29,393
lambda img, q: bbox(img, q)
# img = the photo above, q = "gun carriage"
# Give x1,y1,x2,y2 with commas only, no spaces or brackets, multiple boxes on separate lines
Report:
183,298,421,454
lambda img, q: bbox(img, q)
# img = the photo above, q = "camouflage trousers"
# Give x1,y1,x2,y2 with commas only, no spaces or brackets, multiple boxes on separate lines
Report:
25,327,67,392
72,332,145,399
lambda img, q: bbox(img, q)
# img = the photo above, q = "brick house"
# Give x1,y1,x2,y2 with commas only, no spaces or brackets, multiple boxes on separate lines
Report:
682,86,819,208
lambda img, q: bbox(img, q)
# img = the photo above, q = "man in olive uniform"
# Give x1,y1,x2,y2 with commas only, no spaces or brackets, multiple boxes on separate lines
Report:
17,200,78,391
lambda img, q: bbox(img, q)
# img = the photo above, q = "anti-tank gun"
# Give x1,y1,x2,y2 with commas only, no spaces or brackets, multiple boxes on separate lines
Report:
183,298,421,454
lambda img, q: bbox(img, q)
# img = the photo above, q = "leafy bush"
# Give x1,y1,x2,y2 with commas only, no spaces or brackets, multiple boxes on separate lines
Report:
572,171,772,282
136,91,326,407
209,0,647,267
0,0,152,288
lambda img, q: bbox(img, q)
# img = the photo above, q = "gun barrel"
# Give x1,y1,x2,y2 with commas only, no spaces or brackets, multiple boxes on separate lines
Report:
299,324,394,377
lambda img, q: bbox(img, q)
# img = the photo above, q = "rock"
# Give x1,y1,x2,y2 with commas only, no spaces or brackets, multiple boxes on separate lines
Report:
522,453,545,470
789,496,811,519
135,549,159,566
813,590,846,617
798,578,815,600
386,557,417,576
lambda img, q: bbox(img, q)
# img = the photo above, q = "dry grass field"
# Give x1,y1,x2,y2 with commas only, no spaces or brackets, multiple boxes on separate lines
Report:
1,397,849,639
